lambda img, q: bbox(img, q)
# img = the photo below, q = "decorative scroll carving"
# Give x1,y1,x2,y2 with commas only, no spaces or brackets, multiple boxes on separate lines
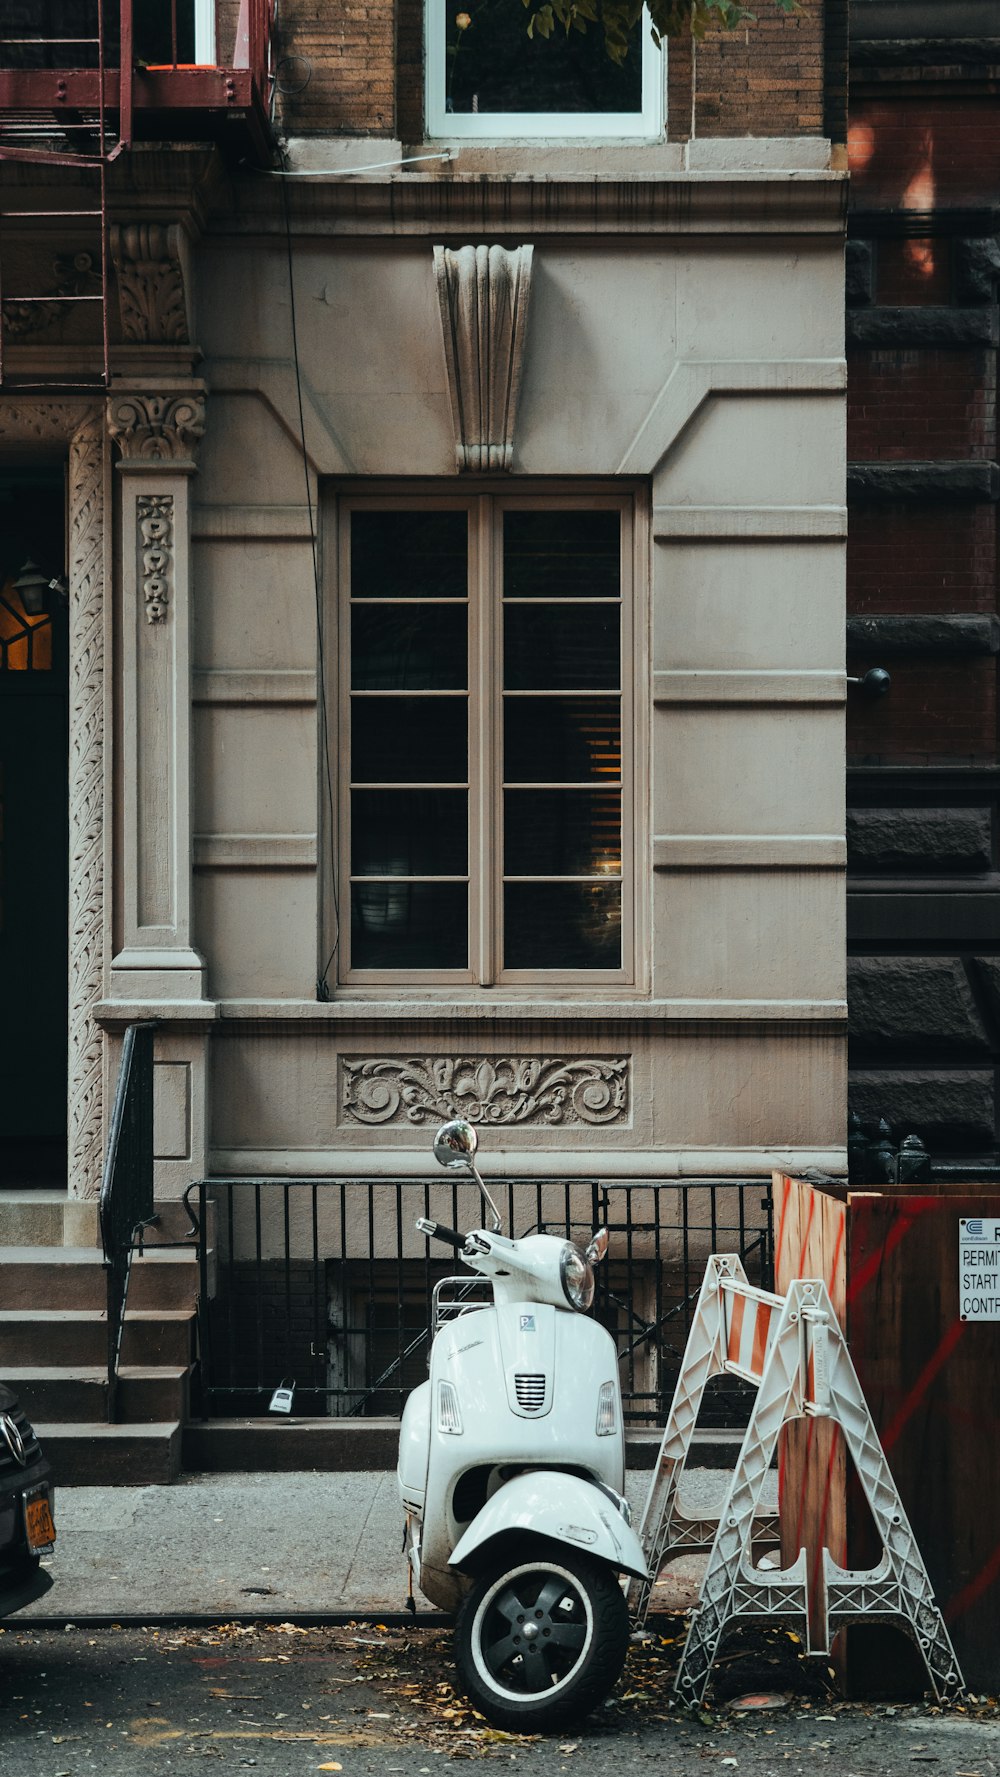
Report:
108,391,205,463
138,494,173,623
67,411,107,1199
111,223,189,344
433,244,533,471
342,1055,629,1127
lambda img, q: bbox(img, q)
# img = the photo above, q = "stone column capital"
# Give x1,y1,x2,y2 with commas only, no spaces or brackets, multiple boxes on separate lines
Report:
107,388,206,469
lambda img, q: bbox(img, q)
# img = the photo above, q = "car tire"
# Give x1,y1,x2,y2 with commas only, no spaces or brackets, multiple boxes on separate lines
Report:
454,1540,629,1732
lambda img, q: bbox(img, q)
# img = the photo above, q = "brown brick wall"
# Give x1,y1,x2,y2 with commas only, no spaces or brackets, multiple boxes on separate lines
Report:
849,506,997,618
849,349,997,464
691,8,824,138
850,97,1000,210
274,0,397,137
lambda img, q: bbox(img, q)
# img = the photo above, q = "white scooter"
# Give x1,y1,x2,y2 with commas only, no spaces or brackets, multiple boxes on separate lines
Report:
397,1118,648,1731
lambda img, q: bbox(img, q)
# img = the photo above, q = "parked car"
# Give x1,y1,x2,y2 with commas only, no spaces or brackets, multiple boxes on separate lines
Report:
0,1385,54,1617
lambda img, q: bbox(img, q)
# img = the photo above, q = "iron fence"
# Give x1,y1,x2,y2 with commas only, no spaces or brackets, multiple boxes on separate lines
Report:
195,1176,773,1427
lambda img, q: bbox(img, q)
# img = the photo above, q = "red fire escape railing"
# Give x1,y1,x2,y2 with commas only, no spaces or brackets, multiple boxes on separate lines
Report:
0,1,275,389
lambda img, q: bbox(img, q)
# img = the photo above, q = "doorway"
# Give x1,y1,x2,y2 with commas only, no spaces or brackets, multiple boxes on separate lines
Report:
0,470,68,1187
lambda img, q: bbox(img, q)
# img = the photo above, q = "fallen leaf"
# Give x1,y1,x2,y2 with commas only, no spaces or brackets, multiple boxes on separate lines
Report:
558,1744,579,1754
317,1765,343,1772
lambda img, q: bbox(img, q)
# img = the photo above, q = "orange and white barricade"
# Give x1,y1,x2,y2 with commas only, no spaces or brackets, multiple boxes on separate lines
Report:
628,1254,964,1706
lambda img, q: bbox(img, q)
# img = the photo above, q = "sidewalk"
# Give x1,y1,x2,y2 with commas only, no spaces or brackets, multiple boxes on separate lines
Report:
18,1469,775,1622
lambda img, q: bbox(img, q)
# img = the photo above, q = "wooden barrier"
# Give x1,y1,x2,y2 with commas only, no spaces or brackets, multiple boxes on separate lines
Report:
775,1173,1000,1694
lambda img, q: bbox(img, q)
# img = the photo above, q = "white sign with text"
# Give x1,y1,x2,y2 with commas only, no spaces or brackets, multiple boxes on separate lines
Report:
959,1217,1000,1321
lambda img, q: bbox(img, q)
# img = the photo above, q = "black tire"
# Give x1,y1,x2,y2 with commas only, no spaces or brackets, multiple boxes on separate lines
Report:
454,1541,630,1733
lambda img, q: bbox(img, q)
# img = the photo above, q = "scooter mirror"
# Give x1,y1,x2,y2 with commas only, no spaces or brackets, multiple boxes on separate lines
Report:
586,1227,610,1264
433,1118,479,1171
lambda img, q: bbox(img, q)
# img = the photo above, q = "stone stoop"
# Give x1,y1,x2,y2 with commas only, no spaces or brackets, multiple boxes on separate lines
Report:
0,1205,201,1484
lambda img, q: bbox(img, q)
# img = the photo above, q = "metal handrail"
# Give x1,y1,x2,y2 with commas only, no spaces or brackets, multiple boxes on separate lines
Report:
99,1021,158,1423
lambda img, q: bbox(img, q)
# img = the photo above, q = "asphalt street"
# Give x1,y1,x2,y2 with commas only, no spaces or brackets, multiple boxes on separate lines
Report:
0,1620,997,1777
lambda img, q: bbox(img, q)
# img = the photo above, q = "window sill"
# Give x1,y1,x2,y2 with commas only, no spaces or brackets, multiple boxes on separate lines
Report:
213,996,845,1023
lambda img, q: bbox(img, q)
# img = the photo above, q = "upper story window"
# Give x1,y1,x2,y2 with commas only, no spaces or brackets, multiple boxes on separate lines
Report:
336,490,636,987
425,0,662,138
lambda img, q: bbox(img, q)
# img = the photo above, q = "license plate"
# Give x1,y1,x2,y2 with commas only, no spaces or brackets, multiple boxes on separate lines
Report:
24,1486,56,1553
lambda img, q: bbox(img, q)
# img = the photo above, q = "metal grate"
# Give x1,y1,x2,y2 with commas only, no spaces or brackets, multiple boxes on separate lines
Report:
514,1373,546,1411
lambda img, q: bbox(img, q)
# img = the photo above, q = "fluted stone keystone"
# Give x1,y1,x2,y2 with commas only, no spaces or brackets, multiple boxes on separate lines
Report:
433,244,533,472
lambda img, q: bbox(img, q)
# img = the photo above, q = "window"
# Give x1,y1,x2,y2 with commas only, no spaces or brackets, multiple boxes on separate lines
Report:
337,491,636,986
425,0,663,139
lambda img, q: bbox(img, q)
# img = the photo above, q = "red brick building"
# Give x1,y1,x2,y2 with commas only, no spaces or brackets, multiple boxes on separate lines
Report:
847,0,1000,1174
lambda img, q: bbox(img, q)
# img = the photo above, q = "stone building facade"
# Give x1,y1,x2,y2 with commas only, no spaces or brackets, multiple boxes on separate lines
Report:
0,0,848,1211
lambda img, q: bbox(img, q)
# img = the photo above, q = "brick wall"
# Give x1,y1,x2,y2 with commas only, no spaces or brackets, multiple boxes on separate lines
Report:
691,9,825,138
849,506,997,617
846,48,1000,1173
850,97,1000,209
274,0,397,137
848,349,996,463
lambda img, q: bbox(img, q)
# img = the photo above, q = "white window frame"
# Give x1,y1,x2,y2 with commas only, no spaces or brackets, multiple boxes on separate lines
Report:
333,484,641,992
424,0,664,140
194,0,216,65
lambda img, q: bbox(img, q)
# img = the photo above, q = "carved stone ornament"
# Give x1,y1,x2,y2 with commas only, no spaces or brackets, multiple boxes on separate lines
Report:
110,222,189,344
341,1055,629,1127
138,493,173,623
107,391,205,463
433,244,533,472
2,251,101,341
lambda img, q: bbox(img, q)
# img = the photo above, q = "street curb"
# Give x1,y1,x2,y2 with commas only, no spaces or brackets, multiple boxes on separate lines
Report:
181,1422,746,1472
13,1610,683,1632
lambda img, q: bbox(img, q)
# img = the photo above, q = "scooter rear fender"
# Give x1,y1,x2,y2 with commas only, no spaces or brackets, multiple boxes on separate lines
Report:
448,1471,648,1582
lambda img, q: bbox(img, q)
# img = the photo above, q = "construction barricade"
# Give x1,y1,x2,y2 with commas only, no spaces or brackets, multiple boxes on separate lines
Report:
628,1253,964,1706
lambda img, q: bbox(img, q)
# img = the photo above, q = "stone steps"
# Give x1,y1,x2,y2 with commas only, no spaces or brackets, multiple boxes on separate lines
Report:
3,1365,189,1425
0,1308,196,1369
32,1421,183,1486
0,1246,199,1312
0,1232,200,1483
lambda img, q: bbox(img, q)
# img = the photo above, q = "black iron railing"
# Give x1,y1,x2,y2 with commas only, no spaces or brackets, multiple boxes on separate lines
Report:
99,1020,157,1422
194,1176,773,1426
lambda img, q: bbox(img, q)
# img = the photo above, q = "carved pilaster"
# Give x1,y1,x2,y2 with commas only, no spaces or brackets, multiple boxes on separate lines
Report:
110,222,190,345
433,244,534,471
107,390,205,467
109,384,208,1002
67,412,109,1200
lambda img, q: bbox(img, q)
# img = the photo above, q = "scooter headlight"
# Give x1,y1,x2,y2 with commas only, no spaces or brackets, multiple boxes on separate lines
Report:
559,1243,595,1312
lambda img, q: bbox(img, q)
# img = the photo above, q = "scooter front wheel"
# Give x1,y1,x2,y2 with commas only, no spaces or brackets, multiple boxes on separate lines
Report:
454,1541,629,1732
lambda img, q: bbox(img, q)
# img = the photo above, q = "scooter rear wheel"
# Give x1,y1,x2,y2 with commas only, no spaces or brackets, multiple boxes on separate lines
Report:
454,1541,629,1732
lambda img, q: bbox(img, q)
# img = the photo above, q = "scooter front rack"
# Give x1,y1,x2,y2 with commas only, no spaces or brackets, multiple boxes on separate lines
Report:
432,1275,494,1336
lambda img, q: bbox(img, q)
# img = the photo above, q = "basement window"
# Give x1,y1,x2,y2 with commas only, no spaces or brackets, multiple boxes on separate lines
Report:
425,0,663,139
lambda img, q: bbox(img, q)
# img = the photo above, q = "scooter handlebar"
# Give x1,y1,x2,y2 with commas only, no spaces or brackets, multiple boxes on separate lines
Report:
415,1216,467,1250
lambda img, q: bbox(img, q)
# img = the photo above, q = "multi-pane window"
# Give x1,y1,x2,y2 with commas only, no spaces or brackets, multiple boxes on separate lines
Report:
425,0,663,140
339,493,633,984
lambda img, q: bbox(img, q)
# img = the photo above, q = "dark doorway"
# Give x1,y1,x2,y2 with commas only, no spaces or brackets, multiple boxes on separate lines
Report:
0,471,68,1187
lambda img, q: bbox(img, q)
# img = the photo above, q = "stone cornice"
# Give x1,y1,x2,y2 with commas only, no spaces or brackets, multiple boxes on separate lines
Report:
221,170,847,240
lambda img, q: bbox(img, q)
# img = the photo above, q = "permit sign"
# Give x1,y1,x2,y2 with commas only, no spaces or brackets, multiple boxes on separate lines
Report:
959,1217,1000,1321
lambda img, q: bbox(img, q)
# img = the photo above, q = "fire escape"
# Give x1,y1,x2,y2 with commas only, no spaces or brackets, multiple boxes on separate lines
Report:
0,1,276,390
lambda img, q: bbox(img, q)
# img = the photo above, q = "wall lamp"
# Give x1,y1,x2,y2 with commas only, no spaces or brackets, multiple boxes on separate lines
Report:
847,667,891,698
14,559,67,616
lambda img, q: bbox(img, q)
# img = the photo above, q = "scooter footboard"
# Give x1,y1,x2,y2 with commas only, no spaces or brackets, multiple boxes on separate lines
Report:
448,1472,648,1581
